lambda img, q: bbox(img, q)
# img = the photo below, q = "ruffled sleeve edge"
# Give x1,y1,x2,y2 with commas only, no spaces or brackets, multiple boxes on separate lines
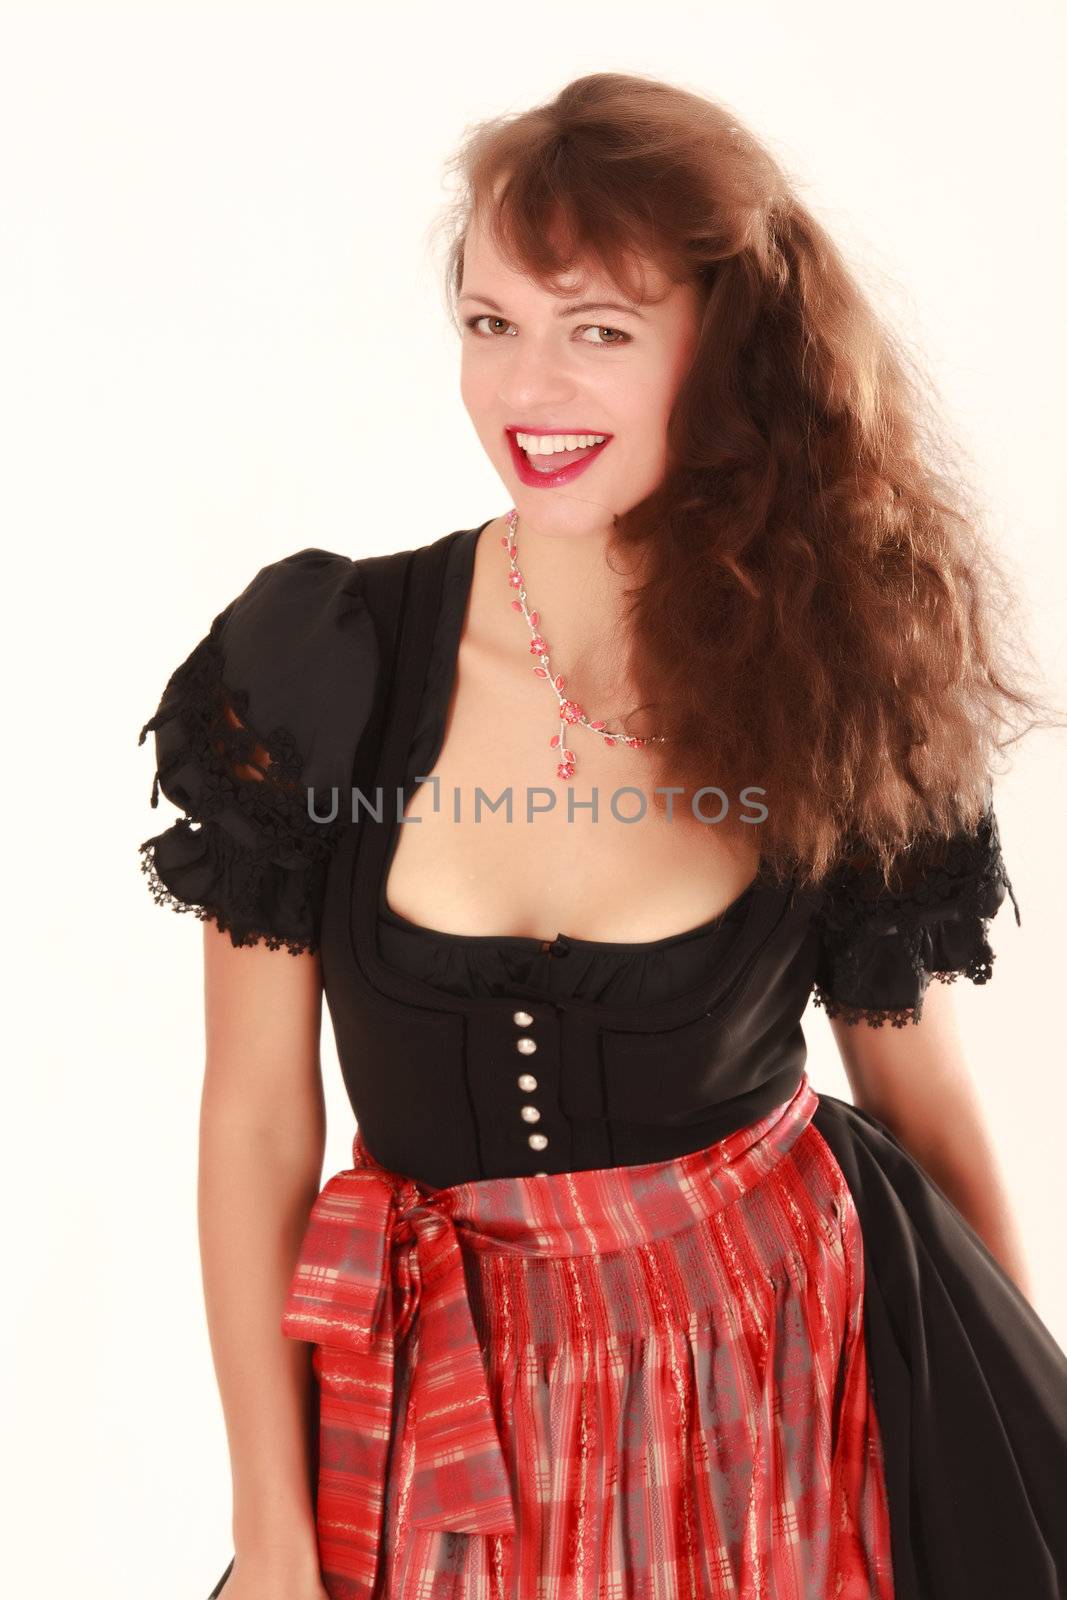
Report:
810,804,1022,1028
137,821,326,958
810,967,993,1030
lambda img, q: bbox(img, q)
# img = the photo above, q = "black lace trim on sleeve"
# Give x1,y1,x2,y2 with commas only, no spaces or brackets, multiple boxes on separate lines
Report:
137,614,342,956
136,823,324,957
811,968,982,1030
810,804,1021,1028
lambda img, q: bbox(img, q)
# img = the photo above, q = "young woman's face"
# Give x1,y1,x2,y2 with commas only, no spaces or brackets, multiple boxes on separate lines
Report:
459,208,703,538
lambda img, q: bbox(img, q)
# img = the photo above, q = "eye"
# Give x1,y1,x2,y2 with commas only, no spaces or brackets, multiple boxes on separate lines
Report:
579,325,630,348
464,314,514,338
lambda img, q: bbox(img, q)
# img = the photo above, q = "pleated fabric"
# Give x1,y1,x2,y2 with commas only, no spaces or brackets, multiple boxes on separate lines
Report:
282,1073,894,1599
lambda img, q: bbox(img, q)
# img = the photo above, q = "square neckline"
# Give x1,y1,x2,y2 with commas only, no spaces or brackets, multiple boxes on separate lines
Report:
376,517,766,955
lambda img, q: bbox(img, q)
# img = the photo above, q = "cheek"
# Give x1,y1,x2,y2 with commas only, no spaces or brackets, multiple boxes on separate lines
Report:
629,348,693,456
459,358,496,429
608,374,671,447
597,352,675,421
611,377,677,483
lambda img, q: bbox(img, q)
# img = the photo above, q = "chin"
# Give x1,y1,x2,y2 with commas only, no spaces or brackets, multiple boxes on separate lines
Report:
512,495,624,530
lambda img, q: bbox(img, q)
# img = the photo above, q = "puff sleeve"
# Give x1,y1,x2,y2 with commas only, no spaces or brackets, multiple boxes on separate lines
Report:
810,799,1021,1027
137,548,378,956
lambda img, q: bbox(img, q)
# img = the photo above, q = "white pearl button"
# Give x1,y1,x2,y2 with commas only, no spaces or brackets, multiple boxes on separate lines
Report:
513,1010,534,1027
520,1104,541,1123
517,1072,537,1092
534,1170,548,1177
516,1037,537,1055
528,1132,548,1150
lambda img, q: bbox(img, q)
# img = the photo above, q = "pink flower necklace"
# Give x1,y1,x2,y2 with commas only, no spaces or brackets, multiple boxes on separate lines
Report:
501,506,667,782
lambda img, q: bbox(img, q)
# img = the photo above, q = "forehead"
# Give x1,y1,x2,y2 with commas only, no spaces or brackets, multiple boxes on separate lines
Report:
461,205,674,308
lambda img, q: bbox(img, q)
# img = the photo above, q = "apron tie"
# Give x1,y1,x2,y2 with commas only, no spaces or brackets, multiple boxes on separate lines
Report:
281,1165,515,1593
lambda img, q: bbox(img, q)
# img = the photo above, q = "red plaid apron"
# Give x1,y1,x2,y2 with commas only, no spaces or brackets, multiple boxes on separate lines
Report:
281,1072,894,1599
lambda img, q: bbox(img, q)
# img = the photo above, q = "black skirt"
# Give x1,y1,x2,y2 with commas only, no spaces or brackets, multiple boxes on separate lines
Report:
813,1092,1067,1597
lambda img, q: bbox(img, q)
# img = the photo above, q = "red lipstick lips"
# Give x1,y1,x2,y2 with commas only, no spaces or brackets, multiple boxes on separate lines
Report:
505,426,612,489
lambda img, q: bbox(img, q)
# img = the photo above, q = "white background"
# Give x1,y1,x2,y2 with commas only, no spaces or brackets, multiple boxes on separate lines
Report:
3,1,1064,1591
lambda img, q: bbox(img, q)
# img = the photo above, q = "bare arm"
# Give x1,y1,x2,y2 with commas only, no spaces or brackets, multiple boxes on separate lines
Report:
829,980,1034,1301
199,923,329,1594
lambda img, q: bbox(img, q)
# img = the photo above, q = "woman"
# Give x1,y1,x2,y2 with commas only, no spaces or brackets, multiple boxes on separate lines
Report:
138,73,1067,1600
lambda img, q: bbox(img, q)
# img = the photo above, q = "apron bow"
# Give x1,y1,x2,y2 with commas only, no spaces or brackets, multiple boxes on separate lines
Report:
281,1166,515,1595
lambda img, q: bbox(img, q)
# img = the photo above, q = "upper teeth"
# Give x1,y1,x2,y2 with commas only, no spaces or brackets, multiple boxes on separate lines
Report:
516,432,607,455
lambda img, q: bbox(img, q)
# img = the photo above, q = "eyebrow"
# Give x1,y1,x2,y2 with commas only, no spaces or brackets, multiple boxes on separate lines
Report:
459,292,646,321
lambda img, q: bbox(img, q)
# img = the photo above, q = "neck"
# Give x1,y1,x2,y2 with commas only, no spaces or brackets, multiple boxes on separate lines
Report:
484,510,642,676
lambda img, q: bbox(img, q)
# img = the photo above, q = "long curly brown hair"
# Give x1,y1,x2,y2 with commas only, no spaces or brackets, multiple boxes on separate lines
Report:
432,72,1061,889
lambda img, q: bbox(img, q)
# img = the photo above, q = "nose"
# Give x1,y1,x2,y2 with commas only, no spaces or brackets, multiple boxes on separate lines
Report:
496,337,580,414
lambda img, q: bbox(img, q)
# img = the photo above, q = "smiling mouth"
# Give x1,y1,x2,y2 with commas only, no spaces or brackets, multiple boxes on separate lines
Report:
505,427,613,483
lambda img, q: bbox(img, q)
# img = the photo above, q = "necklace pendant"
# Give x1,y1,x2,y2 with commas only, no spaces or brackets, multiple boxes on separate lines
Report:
551,731,576,780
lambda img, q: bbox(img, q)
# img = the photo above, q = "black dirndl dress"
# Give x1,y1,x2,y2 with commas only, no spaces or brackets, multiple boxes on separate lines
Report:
137,520,1067,1598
